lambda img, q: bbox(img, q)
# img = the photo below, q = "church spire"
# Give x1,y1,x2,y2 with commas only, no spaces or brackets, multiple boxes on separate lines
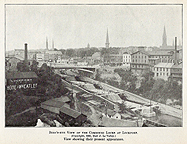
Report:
162,26,167,47
105,28,110,48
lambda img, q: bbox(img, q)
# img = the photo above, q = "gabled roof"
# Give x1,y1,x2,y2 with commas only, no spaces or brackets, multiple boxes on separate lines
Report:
6,72,38,79
41,99,66,108
8,55,24,61
53,96,71,103
171,63,182,69
60,106,82,118
131,50,150,56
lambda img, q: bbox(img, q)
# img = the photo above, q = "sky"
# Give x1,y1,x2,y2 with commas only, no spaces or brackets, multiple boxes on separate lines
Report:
5,4,182,51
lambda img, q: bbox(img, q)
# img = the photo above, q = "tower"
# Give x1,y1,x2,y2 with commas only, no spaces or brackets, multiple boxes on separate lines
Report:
162,26,167,47
105,29,110,48
52,39,54,50
46,37,48,50
87,43,90,48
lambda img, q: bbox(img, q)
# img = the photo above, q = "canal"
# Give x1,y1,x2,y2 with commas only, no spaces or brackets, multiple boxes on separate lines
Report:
147,114,182,127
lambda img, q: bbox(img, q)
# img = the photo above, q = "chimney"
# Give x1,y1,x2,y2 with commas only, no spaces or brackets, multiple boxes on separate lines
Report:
174,37,177,64
24,43,28,61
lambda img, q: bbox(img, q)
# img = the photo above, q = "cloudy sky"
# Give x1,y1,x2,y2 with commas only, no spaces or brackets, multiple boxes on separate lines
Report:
5,4,182,51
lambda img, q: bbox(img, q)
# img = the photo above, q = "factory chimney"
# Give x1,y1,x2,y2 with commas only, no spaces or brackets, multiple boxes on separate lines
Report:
24,43,28,61
174,37,177,64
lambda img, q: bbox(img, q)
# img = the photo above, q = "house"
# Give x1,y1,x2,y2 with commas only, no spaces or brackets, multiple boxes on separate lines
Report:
103,52,123,66
59,106,87,126
6,56,24,71
169,62,182,81
153,63,174,81
41,99,70,114
130,51,150,75
122,52,131,68
5,71,38,95
106,109,121,119
148,51,173,63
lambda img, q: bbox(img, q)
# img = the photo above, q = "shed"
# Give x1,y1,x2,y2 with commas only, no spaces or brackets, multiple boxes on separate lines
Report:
59,106,87,126
53,96,71,104
41,99,69,114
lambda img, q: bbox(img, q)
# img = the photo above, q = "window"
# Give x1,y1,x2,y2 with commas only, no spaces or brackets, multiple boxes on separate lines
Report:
145,56,146,58
145,60,146,63
163,68,165,71
157,68,158,71
166,68,168,71
132,60,134,62
167,73,168,76
160,73,162,75
163,73,165,76
157,73,159,76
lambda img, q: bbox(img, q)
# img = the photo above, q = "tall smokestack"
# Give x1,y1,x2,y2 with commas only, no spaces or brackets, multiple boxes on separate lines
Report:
175,37,177,64
24,43,28,61
46,37,48,50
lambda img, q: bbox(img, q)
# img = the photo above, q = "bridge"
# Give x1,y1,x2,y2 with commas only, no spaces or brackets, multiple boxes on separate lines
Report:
48,63,97,72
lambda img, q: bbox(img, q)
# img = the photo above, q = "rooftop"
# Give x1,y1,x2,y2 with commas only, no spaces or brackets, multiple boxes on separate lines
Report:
172,63,182,69
6,72,38,79
131,50,150,56
53,96,71,103
41,99,66,108
60,106,82,118
154,63,174,68
148,51,172,56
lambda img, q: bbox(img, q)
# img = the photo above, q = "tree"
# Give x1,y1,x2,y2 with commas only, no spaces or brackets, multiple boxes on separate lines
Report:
17,61,30,72
114,68,137,92
66,49,75,57
30,60,38,73
38,63,52,86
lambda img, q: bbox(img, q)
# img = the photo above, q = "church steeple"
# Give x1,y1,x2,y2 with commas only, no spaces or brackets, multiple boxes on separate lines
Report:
162,26,167,47
105,29,110,48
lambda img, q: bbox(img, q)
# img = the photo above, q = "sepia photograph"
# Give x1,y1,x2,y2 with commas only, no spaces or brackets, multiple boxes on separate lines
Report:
5,4,182,128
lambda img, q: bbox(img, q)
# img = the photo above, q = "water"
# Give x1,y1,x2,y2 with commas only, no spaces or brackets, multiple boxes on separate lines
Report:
147,114,182,127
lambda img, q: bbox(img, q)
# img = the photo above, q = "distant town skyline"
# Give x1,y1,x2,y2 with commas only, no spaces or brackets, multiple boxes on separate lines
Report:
6,4,182,51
